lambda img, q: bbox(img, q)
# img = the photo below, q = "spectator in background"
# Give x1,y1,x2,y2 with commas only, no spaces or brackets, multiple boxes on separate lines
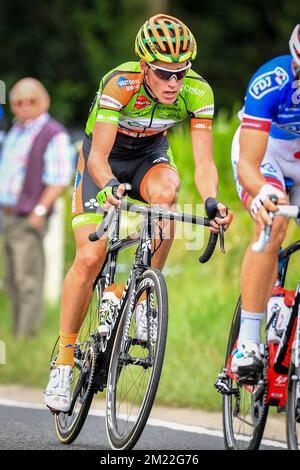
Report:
0,105,6,147
0,78,75,338
0,105,6,233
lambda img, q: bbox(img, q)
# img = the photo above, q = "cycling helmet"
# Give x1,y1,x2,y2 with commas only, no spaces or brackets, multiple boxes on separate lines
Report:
135,14,197,63
289,24,300,66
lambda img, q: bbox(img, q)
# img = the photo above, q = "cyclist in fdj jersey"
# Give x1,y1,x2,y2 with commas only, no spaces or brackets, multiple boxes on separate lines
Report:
44,14,232,412
231,25,300,381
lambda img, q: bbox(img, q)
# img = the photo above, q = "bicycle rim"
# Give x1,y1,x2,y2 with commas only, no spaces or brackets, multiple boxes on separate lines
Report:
286,361,300,449
106,268,168,450
223,297,268,450
54,278,105,444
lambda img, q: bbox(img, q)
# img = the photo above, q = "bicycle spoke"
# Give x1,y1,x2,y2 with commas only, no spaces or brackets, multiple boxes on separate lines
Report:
106,268,168,450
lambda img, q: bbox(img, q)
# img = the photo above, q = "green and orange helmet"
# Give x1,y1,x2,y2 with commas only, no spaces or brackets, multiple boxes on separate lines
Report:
135,14,197,64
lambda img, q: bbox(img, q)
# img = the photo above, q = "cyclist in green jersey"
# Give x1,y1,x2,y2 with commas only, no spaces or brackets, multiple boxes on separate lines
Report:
44,13,233,412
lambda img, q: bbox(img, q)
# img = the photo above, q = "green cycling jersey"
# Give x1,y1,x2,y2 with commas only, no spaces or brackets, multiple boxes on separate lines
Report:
86,61,214,138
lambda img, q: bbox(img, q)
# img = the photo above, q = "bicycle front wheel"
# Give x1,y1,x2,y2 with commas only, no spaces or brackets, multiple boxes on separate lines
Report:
53,277,105,444
223,297,269,450
106,268,168,450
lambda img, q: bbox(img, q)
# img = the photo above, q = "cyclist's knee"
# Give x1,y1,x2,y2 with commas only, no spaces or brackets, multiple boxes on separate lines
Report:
74,244,105,281
147,185,178,206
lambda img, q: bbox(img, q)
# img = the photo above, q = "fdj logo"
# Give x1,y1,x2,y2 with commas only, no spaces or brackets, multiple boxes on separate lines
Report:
249,67,289,100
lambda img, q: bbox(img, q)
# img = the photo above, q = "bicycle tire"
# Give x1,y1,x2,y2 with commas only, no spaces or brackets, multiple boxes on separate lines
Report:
53,277,105,444
105,267,168,450
286,361,300,450
222,297,269,450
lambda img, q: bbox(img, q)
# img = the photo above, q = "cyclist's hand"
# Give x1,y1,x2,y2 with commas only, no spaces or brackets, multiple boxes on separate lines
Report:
205,197,233,233
210,203,233,233
96,179,126,211
250,183,287,228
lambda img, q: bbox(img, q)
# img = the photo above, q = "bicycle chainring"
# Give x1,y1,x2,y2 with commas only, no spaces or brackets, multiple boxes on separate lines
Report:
79,344,97,405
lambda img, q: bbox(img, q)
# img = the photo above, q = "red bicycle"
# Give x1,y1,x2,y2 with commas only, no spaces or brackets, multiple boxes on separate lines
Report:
215,200,300,450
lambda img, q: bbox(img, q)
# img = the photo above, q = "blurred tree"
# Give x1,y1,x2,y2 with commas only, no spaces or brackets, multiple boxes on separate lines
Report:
171,0,299,111
0,0,145,125
0,0,298,126
148,0,170,15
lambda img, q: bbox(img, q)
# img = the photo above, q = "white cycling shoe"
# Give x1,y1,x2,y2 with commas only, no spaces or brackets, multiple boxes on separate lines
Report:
135,300,157,343
44,364,73,413
231,341,263,382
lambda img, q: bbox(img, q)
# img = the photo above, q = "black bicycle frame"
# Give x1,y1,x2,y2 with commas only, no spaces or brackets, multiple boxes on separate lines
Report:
91,208,154,392
90,200,222,392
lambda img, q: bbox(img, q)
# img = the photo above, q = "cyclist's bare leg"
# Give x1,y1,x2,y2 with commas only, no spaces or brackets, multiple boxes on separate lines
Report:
241,197,289,313
60,223,107,333
141,166,180,271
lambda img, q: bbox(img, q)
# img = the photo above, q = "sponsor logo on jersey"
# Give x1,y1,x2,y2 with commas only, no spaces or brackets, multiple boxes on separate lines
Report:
193,105,214,117
249,67,289,100
134,95,152,109
152,157,169,164
261,162,277,173
84,198,100,209
117,77,139,88
99,94,122,110
192,122,212,130
241,115,271,132
279,122,300,134
96,114,119,123
181,84,205,97
74,170,82,190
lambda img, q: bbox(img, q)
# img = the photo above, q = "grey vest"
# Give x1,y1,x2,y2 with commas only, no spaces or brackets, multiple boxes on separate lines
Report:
14,118,66,216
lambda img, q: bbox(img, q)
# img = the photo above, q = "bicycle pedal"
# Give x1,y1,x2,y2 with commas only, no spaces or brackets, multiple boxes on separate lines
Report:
277,405,286,414
214,370,236,395
47,406,61,415
214,379,232,395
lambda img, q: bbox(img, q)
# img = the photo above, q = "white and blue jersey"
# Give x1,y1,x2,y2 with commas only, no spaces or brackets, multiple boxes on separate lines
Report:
241,55,300,140
232,55,300,209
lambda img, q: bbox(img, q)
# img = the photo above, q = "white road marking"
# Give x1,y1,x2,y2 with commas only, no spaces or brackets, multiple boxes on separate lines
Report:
0,398,287,449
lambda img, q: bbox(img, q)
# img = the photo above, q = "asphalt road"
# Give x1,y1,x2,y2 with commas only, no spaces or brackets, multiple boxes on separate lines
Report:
0,403,285,451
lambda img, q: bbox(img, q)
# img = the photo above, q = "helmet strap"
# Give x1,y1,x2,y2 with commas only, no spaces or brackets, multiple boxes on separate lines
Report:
143,69,159,102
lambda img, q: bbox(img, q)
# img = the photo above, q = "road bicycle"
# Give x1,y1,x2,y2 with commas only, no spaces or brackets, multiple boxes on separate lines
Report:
49,189,225,450
215,193,300,450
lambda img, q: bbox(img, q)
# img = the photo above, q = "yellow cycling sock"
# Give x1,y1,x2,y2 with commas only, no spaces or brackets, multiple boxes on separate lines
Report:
138,291,147,304
55,331,78,368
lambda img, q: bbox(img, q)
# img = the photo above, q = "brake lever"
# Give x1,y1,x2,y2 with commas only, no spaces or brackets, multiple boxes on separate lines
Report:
215,210,226,254
252,194,278,253
219,225,225,254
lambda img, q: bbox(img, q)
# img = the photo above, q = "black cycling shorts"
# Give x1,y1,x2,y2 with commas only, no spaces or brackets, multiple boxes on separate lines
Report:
71,131,177,226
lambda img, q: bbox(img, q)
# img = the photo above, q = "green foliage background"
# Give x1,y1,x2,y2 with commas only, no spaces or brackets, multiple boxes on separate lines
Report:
0,0,299,410
0,0,298,124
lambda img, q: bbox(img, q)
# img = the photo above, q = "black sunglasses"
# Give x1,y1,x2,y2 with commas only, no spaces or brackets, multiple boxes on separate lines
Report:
146,61,191,81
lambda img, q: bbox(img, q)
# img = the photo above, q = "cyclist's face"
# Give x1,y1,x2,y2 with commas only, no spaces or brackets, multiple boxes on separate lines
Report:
10,79,50,123
292,59,300,78
142,60,188,104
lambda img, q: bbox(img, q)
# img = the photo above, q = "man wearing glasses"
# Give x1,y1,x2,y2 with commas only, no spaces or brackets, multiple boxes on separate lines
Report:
0,78,75,338
44,13,232,412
